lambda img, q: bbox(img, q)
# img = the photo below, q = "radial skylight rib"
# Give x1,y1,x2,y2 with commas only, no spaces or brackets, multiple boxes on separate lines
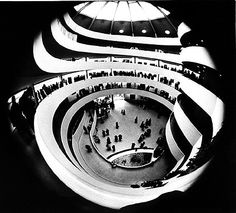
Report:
80,1,106,19
74,2,88,12
109,2,119,34
129,2,148,21
137,1,157,37
75,1,171,22
157,5,170,16
157,6,177,31
127,1,134,36
73,2,91,19
113,1,131,21
88,2,108,30
96,2,117,20
139,2,167,20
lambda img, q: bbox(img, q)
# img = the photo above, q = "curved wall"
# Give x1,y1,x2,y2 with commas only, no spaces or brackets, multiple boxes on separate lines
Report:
30,6,225,208
51,19,182,63
63,13,181,46
34,31,184,76
177,22,191,39
33,72,190,209
180,46,216,70
180,76,224,137
52,75,179,168
165,117,185,161
164,40,224,170
174,100,202,146
33,27,224,172
34,66,219,208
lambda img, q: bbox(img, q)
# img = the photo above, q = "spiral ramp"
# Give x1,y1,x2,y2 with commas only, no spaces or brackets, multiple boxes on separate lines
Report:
30,2,225,209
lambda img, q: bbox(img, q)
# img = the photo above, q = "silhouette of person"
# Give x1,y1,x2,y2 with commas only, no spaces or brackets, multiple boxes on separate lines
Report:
9,96,33,137
118,134,122,141
115,121,119,129
18,87,36,130
131,143,135,149
107,137,111,144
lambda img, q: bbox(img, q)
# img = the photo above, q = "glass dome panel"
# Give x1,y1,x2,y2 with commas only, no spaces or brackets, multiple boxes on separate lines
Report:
80,1,106,19
139,2,167,19
129,2,148,21
96,2,118,20
74,2,88,12
157,6,170,16
113,2,131,21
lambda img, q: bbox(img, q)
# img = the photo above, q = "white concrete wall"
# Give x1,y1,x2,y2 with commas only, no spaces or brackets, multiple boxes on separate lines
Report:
63,13,181,46
174,101,202,146
165,117,185,161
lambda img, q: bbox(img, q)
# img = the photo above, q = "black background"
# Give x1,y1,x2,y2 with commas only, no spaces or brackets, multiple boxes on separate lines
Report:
0,1,235,213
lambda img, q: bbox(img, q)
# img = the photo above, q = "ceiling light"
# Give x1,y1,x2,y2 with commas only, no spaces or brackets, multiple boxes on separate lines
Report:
119,29,124,33
142,29,147,34
165,30,170,35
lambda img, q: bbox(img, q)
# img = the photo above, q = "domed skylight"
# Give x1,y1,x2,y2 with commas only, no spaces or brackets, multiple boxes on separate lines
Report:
71,1,176,38
74,1,170,22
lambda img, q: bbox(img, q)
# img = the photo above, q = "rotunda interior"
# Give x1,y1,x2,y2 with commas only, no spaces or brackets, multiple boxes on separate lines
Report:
2,1,235,213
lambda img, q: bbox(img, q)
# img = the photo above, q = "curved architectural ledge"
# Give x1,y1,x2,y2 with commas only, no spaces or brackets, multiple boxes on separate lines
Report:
51,19,182,63
63,13,181,46
61,86,176,166
34,75,211,209
180,46,217,70
177,22,191,39
180,76,224,137
34,31,183,75
107,148,154,169
173,100,202,146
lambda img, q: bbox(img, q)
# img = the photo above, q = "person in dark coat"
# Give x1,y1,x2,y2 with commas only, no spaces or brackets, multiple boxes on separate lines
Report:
107,137,111,144
18,87,36,130
112,145,115,152
102,130,106,137
131,143,135,149
105,128,109,136
9,96,33,136
85,145,92,153
115,121,119,129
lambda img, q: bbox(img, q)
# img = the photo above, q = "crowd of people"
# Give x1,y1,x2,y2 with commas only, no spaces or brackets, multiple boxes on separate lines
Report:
11,65,181,123
9,75,176,149
88,98,167,156
95,123,124,152
79,82,176,105
63,54,213,87
9,53,208,130
88,69,181,91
